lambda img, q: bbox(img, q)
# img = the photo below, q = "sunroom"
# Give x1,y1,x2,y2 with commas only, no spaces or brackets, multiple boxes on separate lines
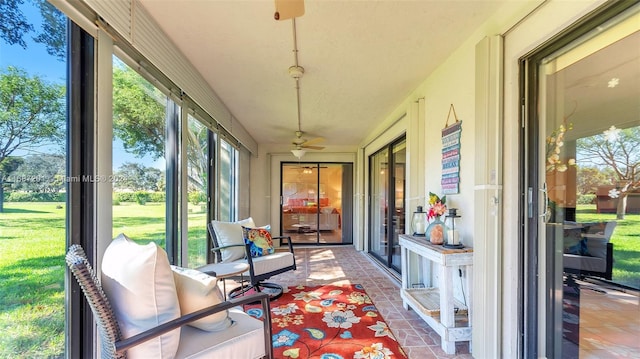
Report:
1,0,639,358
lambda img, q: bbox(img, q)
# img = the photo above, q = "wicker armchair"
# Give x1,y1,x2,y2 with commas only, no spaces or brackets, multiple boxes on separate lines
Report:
66,244,273,358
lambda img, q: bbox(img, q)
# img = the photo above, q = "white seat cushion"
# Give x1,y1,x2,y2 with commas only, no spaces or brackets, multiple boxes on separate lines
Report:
101,234,180,359
174,309,266,359
250,251,295,277
564,254,607,273
171,266,232,331
211,218,255,262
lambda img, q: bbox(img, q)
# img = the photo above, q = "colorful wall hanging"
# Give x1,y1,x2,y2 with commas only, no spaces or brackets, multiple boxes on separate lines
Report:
441,104,461,194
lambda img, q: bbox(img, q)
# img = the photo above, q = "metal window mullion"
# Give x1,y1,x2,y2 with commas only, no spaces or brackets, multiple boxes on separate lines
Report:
165,100,180,263
66,20,96,359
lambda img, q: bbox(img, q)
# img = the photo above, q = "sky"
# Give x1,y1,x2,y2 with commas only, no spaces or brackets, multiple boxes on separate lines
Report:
1,1,162,170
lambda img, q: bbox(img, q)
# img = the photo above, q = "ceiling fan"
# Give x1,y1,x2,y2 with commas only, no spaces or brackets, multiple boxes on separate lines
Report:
275,0,324,159
292,130,324,149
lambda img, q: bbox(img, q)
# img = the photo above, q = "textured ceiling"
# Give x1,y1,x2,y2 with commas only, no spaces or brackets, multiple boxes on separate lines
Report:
137,0,505,150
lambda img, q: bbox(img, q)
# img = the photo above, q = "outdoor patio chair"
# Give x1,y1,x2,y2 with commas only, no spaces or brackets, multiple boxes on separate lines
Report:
65,241,273,358
205,218,296,300
564,221,617,281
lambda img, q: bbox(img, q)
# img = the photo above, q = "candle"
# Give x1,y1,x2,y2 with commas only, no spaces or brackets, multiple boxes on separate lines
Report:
447,229,459,245
415,222,425,234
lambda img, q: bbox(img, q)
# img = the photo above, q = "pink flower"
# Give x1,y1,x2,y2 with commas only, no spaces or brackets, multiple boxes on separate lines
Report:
427,192,447,220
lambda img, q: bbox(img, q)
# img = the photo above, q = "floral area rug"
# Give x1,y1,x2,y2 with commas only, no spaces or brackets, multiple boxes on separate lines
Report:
244,284,407,359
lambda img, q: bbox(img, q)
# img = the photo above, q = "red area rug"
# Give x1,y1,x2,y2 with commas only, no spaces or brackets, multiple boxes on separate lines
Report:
244,284,407,359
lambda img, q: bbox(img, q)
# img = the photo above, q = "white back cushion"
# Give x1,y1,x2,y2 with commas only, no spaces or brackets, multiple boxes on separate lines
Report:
211,218,255,262
171,266,232,331
101,234,180,359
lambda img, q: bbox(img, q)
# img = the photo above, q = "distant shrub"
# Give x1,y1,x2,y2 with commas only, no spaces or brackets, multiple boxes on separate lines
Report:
5,192,66,202
188,191,206,205
114,191,165,203
114,192,135,202
148,192,165,202
577,194,596,205
134,191,149,205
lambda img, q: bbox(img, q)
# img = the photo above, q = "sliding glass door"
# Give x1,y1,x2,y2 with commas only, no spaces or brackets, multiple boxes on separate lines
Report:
281,163,352,244
524,4,640,357
369,137,405,272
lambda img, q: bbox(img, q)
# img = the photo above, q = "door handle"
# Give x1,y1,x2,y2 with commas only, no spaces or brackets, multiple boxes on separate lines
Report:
539,182,549,221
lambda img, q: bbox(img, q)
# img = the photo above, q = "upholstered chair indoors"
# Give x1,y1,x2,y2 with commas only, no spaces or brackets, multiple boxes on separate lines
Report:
204,218,296,300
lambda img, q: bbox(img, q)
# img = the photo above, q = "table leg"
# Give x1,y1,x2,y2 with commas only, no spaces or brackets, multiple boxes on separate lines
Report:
440,264,456,354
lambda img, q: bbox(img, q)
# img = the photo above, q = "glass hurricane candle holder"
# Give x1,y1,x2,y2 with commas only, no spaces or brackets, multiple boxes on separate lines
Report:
411,206,427,236
444,208,464,249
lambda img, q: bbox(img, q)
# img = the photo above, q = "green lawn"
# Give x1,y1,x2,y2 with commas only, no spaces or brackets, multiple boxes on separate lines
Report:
0,201,207,358
0,202,66,358
575,204,640,289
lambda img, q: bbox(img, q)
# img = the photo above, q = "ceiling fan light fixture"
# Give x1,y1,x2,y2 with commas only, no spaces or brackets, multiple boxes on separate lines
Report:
291,148,306,159
288,65,304,79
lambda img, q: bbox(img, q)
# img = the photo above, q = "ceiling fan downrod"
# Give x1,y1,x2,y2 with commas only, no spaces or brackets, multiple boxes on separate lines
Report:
289,18,305,134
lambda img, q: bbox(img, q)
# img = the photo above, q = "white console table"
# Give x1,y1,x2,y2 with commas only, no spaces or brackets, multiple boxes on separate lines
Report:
399,234,473,354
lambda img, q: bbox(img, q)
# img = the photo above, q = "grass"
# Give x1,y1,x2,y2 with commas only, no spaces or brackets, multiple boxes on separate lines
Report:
0,202,66,358
0,201,207,358
575,204,640,289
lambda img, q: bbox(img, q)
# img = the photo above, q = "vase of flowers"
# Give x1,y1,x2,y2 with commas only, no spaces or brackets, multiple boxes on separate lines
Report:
426,192,448,245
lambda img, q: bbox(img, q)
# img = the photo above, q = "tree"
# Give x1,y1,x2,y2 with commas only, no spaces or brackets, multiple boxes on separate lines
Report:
576,166,613,195
0,66,65,211
577,125,640,219
0,0,65,61
113,62,166,160
114,162,163,192
10,155,65,193
0,156,25,212
33,1,66,61
0,0,33,48
186,119,208,192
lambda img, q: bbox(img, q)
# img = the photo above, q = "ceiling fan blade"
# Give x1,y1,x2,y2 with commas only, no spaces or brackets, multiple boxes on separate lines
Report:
302,145,325,150
274,0,304,21
303,137,325,145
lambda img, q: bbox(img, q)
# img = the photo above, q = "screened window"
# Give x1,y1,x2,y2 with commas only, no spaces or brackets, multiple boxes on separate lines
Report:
186,114,209,267
0,1,69,357
217,138,238,221
111,56,171,247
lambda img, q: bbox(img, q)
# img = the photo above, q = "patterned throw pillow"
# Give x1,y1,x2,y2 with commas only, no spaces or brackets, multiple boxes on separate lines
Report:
563,226,591,256
567,238,591,256
242,225,275,258
563,228,583,253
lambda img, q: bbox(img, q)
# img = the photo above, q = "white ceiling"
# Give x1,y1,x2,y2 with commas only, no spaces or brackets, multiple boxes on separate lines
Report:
138,0,504,150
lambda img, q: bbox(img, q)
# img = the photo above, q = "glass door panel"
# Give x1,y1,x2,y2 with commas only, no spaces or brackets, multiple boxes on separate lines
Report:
368,137,405,272
537,8,640,357
281,163,351,244
369,149,389,261
391,141,406,270
317,164,347,244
